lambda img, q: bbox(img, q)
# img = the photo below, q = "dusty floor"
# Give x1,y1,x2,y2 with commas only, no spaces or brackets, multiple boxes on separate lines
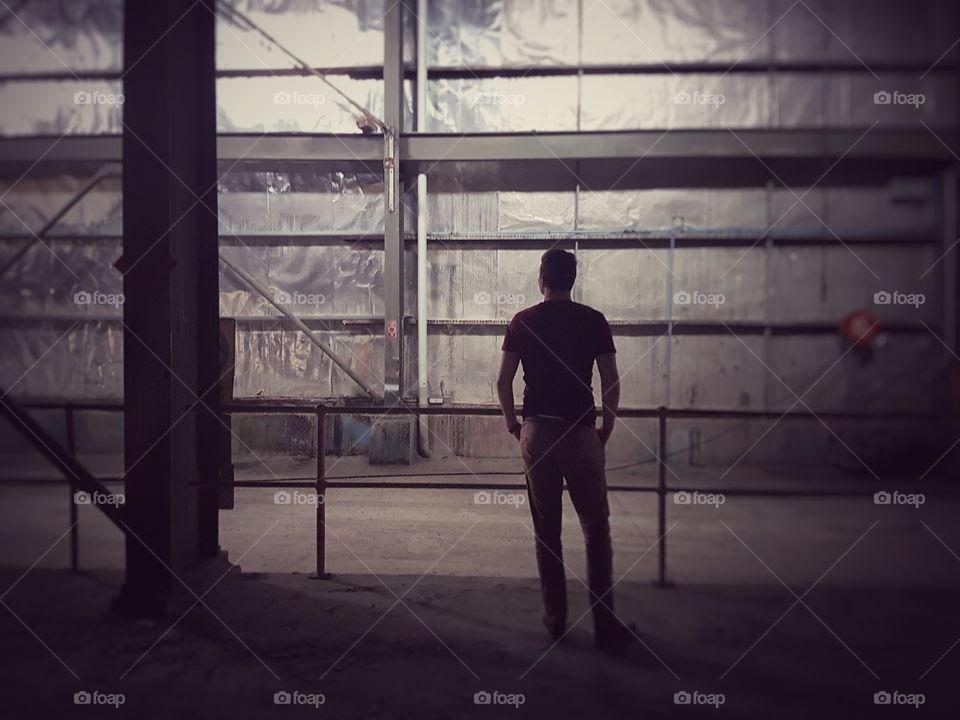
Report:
1,455,959,718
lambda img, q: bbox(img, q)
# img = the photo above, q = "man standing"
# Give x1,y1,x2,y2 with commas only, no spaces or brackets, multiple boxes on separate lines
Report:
496,249,633,653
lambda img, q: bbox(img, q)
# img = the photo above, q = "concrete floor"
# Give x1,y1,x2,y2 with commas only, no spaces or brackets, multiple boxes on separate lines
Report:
1,455,959,718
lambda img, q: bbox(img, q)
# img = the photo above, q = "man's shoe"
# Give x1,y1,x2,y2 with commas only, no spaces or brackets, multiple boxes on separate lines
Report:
543,617,566,641
594,622,638,654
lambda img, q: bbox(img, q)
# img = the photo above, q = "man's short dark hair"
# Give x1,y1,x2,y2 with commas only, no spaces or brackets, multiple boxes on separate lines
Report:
539,249,576,292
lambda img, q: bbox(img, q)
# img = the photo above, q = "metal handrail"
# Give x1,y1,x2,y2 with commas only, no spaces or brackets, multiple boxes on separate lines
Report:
6,398,952,582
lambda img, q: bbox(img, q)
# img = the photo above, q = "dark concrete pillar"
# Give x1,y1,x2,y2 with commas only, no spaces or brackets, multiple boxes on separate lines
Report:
114,0,219,617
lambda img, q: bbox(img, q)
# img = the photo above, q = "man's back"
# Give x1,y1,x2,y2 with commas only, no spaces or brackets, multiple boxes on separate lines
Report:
502,301,615,426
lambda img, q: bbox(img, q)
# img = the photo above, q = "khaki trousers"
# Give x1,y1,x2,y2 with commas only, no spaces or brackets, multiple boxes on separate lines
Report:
519,417,617,636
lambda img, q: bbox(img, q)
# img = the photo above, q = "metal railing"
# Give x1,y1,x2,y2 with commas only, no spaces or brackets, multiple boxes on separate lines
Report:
9,398,949,584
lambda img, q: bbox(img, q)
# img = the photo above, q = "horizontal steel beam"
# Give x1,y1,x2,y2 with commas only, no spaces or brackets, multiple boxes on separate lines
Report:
5,60,957,84
424,61,960,78
1,232,937,249
2,130,957,168
411,232,940,248
401,130,960,163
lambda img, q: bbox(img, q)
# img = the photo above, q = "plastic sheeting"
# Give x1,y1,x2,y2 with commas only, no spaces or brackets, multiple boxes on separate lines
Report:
219,245,384,318
0,175,122,236
426,0,960,67
1,0,952,426
0,322,122,398
420,328,943,416
0,161,942,406
4,0,958,135
428,0,579,67
234,326,383,397
428,185,937,237
219,168,386,397
425,244,940,325
218,0,390,69
425,73,958,132
0,0,122,75
218,76,394,134
0,80,123,136
219,169,384,234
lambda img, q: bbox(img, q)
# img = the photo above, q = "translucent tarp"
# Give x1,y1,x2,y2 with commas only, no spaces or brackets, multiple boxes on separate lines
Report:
0,0,122,75
0,0,951,453
426,0,960,67
219,169,384,234
217,0,389,69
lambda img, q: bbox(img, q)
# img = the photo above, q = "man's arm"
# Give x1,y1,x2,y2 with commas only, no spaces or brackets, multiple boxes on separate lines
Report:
596,352,619,445
496,351,522,440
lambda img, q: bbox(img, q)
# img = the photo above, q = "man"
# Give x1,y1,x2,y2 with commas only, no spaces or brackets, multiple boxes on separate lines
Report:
496,248,634,653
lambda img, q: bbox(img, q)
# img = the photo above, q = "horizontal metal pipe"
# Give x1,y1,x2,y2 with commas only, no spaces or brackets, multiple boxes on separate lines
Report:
191,479,959,498
14,398,947,422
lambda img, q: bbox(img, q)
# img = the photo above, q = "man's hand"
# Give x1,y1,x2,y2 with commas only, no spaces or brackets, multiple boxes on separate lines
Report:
596,353,619,448
597,424,613,446
497,351,522,444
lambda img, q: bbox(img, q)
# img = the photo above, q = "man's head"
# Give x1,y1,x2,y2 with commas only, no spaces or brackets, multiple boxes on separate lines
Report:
538,249,576,297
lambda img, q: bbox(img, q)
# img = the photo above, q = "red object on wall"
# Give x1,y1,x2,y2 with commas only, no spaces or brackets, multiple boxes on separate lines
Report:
840,310,880,347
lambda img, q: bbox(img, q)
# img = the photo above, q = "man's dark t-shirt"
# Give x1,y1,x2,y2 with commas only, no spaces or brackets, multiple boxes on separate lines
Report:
502,301,616,427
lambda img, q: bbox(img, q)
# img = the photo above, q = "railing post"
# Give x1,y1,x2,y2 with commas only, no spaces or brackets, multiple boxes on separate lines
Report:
65,404,79,573
314,407,328,579
654,405,673,587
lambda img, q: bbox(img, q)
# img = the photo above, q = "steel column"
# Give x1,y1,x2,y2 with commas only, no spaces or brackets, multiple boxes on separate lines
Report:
383,0,405,400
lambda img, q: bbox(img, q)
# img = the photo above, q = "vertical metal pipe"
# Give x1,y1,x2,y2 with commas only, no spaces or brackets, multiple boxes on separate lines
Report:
943,169,958,353
416,0,427,126
316,408,327,578
656,405,668,587
65,404,78,572
664,232,676,407
415,0,431,457
417,174,431,457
